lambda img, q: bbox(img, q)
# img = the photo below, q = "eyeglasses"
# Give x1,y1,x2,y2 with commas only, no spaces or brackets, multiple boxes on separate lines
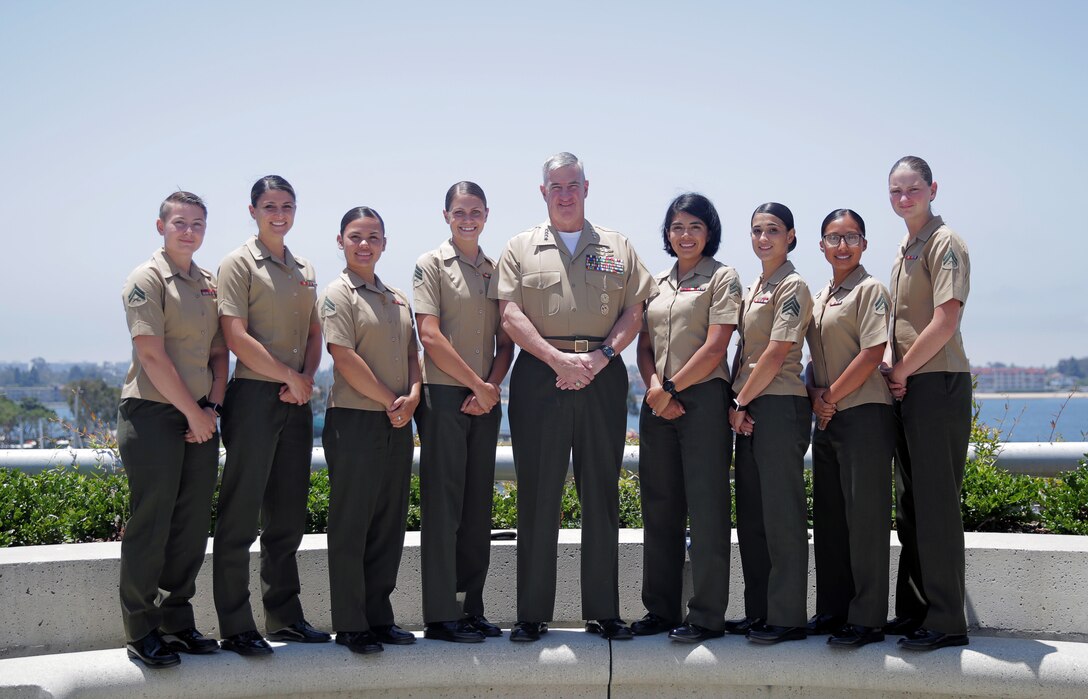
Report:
822,233,864,247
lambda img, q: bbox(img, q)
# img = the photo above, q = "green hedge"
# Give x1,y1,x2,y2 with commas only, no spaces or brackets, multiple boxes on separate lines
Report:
3,454,1087,547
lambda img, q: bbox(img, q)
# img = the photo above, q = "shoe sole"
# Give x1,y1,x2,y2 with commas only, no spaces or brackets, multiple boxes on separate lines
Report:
828,636,885,648
669,632,725,644
126,649,181,668
899,637,969,651
747,634,807,645
221,644,274,656
423,632,485,643
267,634,331,643
162,640,219,655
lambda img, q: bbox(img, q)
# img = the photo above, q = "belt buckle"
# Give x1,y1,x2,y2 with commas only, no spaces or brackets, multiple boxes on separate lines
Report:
574,339,589,352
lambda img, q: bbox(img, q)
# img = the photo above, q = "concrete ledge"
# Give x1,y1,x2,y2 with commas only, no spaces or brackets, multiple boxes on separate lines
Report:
2,531,1087,661
2,630,1087,699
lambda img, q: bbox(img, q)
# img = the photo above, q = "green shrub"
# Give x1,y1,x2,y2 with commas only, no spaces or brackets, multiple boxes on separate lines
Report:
492,482,517,530
1039,457,1088,535
960,414,1041,532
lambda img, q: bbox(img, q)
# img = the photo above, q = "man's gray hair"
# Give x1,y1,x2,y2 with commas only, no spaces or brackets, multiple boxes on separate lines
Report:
542,152,585,184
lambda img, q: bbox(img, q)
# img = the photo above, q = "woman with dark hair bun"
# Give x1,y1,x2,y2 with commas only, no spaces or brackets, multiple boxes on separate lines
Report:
725,202,813,645
321,206,421,655
803,209,895,647
630,193,742,643
213,175,330,655
881,156,972,651
413,182,513,643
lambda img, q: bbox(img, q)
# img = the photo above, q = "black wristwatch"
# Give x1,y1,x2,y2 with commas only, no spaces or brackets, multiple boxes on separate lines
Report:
199,398,223,417
599,344,616,360
732,397,748,413
662,379,679,398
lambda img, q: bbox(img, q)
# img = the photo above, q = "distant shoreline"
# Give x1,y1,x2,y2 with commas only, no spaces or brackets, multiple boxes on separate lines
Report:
975,391,1085,400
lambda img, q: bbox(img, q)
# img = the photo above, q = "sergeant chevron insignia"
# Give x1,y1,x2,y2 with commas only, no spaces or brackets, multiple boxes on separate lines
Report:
781,294,801,318
729,278,743,295
321,297,336,316
941,249,959,269
874,296,888,314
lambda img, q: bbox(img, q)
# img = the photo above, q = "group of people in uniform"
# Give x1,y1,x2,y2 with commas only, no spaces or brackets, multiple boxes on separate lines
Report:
117,152,972,669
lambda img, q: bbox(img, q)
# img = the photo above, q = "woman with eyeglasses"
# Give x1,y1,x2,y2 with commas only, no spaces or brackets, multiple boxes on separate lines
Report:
880,156,972,651
803,209,894,648
725,202,813,645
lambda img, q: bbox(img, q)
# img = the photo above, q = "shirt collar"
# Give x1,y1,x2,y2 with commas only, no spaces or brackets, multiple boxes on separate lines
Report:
246,236,298,268
763,259,796,287
828,264,869,295
903,215,945,249
439,239,492,268
152,248,200,281
342,268,388,295
532,220,598,255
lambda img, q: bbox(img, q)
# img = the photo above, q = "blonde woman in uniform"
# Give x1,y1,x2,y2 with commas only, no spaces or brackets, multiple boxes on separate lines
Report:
321,206,422,654
414,182,514,643
118,191,226,667
803,209,894,648
631,193,741,643
726,202,813,645
881,156,972,651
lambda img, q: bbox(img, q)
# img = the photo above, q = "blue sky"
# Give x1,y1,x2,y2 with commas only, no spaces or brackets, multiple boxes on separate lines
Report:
2,0,1085,367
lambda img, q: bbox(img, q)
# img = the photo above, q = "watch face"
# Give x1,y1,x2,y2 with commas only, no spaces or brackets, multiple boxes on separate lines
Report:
602,345,615,358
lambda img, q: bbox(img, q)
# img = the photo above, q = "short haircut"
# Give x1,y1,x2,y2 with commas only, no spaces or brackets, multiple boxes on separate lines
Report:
159,191,206,221
661,193,721,258
541,152,584,185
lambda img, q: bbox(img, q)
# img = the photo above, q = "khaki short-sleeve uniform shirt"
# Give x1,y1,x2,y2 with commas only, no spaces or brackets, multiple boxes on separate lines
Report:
806,264,893,410
217,237,319,381
889,216,970,373
321,270,419,412
121,249,224,403
412,240,499,387
733,260,813,398
492,220,656,338
644,256,742,384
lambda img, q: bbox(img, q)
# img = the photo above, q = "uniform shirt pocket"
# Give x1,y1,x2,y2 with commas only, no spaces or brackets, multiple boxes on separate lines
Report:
523,270,563,316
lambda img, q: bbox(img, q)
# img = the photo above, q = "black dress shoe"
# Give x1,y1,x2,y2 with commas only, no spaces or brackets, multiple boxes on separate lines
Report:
805,613,847,635
510,621,548,642
126,630,181,668
220,630,274,656
898,628,969,651
268,619,332,643
828,624,885,648
631,613,675,636
336,630,384,654
585,618,633,640
465,615,503,637
668,623,725,644
882,615,923,636
160,627,219,654
424,620,485,643
747,624,808,645
723,616,764,635
371,624,416,645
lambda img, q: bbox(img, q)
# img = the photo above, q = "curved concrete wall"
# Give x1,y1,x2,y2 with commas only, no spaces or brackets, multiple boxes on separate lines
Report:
1,530,1086,660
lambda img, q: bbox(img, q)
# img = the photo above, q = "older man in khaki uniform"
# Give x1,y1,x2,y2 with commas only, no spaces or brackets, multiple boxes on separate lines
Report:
493,152,656,642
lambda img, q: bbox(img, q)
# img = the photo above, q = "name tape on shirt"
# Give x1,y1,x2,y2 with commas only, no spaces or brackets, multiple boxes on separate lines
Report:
585,254,624,275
